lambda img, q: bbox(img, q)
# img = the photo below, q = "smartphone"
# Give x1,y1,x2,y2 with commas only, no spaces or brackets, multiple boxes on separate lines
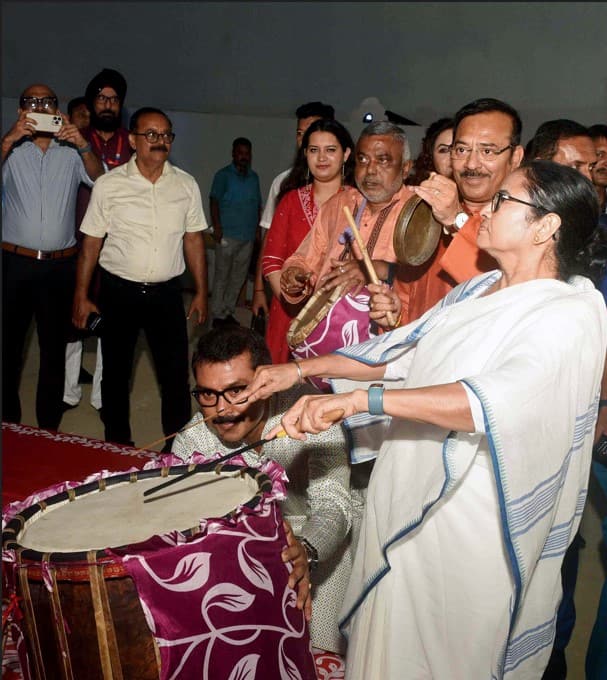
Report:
86,312,103,335
29,112,63,133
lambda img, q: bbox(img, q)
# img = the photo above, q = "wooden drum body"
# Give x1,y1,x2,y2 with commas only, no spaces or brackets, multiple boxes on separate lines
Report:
3,464,315,680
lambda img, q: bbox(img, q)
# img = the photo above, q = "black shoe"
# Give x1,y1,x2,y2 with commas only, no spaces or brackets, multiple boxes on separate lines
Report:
78,367,93,384
224,315,240,326
61,401,78,413
212,317,226,328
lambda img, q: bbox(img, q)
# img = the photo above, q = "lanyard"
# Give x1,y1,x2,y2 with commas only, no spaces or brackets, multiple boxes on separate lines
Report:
90,130,125,169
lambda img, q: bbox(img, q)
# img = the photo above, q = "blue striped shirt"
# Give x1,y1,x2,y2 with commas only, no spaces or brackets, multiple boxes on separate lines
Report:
2,139,92,250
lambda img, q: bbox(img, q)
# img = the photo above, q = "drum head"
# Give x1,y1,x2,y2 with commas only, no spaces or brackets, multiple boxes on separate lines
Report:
286,282,346,348
393,195,442,266
4,466,269,557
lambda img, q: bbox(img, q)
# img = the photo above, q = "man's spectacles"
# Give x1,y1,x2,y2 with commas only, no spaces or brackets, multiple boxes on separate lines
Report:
95,93,120,105
20,96,57,111
491,190,547,213
191,384,248,407
131,130,176,144
450,144,514,161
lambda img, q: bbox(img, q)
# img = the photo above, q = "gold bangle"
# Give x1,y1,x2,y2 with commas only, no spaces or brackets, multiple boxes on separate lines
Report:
390,310,403,329
293,361,304,385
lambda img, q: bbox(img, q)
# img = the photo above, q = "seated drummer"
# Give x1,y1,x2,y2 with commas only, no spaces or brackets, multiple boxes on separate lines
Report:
171,325,357,656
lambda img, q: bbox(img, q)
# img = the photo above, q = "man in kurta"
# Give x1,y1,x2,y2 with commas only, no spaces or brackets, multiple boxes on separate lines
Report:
171,325,356,655
279,121,414,365
393,97,525,325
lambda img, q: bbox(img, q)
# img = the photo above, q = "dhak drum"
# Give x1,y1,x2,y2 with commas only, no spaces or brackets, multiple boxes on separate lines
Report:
3,464,315,680
286,281,347,349
393,194,442,266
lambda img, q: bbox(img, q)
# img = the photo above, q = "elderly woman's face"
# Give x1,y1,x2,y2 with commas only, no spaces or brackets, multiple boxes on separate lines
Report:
477,170,541,259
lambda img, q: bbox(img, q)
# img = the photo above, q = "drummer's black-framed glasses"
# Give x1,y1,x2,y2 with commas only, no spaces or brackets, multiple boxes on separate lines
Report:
191,384,248,407
491,190,547,214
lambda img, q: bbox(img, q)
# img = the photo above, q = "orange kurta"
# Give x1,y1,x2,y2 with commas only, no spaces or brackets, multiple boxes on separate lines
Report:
282,185,414,302
394,213,497,325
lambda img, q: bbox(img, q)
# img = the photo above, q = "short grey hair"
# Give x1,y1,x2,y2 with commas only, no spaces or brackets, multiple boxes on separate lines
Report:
358,121,411,163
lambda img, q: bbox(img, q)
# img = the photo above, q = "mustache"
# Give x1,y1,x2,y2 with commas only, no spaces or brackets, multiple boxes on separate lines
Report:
213,414,245,425
150,145,169,152
460,170,489,178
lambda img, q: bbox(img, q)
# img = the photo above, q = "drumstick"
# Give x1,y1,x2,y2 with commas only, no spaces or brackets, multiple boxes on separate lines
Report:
133,411,221,455
342,206,397,327
143,408,345,497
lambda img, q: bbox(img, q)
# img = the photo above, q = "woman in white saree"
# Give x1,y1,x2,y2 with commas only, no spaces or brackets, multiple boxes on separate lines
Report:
238,161,607,679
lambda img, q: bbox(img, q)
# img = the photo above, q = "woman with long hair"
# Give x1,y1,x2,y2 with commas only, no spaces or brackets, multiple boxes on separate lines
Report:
261,118,355,363
407,116,454,185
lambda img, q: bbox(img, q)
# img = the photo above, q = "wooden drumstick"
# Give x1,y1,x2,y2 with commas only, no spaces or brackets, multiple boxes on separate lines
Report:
143,408,345,497
342,206,397,327
133,411,222,455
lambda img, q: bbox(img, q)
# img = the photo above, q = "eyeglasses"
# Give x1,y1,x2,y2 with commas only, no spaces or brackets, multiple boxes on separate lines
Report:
20,96,57,110
491,190,547,213
131,130,176,144
95,93,120,105
191,384,248,407
450,144,514,161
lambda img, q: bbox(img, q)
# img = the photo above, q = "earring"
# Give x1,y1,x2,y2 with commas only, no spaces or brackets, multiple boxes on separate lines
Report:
306,167,310,184
341,163,345,187
533,234,541,244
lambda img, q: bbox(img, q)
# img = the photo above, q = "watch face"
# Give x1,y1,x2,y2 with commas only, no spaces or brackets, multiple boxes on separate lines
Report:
454,212,469,229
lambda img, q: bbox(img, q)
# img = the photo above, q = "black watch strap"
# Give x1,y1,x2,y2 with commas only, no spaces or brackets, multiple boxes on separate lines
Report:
296,536,319,572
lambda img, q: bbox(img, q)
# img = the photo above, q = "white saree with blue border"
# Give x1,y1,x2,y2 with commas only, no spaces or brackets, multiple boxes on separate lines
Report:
332,271,607,679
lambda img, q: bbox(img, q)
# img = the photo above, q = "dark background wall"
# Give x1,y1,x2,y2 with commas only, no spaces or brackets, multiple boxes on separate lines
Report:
2,1,606,198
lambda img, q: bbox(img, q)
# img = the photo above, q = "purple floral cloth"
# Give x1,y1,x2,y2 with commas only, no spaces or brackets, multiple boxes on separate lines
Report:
289,287,374,392
123,454,316,679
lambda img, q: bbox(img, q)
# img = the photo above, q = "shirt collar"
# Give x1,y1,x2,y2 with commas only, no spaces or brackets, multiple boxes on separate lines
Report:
127,154,175,178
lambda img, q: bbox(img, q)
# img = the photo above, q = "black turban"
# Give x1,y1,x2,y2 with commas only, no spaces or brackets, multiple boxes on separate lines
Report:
85,68,127,109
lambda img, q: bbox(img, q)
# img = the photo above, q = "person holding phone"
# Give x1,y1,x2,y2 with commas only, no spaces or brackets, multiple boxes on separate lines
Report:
1,83,103,431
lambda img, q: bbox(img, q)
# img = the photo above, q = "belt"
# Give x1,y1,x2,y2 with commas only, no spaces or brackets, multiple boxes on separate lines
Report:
101,268,174,293
2,242,79,260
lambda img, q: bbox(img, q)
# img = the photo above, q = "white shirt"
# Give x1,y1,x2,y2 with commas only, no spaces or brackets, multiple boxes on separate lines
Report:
259,168,290,229
80,155,208,282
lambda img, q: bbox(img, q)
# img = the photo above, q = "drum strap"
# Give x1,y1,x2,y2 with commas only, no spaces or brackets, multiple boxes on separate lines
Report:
46,557,75,680
339,198,398,261
17,550,47,680
88,551,124,680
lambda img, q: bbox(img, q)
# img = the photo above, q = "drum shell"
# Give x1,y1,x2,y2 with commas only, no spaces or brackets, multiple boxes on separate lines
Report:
12,556,159,680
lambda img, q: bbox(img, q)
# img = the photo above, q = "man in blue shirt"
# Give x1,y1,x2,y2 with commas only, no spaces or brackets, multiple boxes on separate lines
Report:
1,83,103,430
209,137,262,327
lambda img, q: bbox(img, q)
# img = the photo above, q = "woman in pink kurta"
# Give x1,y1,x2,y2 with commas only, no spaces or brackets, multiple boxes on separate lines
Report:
262,119,355,363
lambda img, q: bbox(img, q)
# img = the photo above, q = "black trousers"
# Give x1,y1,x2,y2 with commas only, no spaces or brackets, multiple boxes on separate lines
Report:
2,251,75,429
98,269,191,447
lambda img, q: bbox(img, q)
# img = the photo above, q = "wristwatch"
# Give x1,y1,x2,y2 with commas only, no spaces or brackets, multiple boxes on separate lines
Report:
368,383,385,416
443,211,469,235
296,536,319,572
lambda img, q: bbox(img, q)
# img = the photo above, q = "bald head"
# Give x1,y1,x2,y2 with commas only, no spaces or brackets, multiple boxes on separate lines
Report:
20,83,56,100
